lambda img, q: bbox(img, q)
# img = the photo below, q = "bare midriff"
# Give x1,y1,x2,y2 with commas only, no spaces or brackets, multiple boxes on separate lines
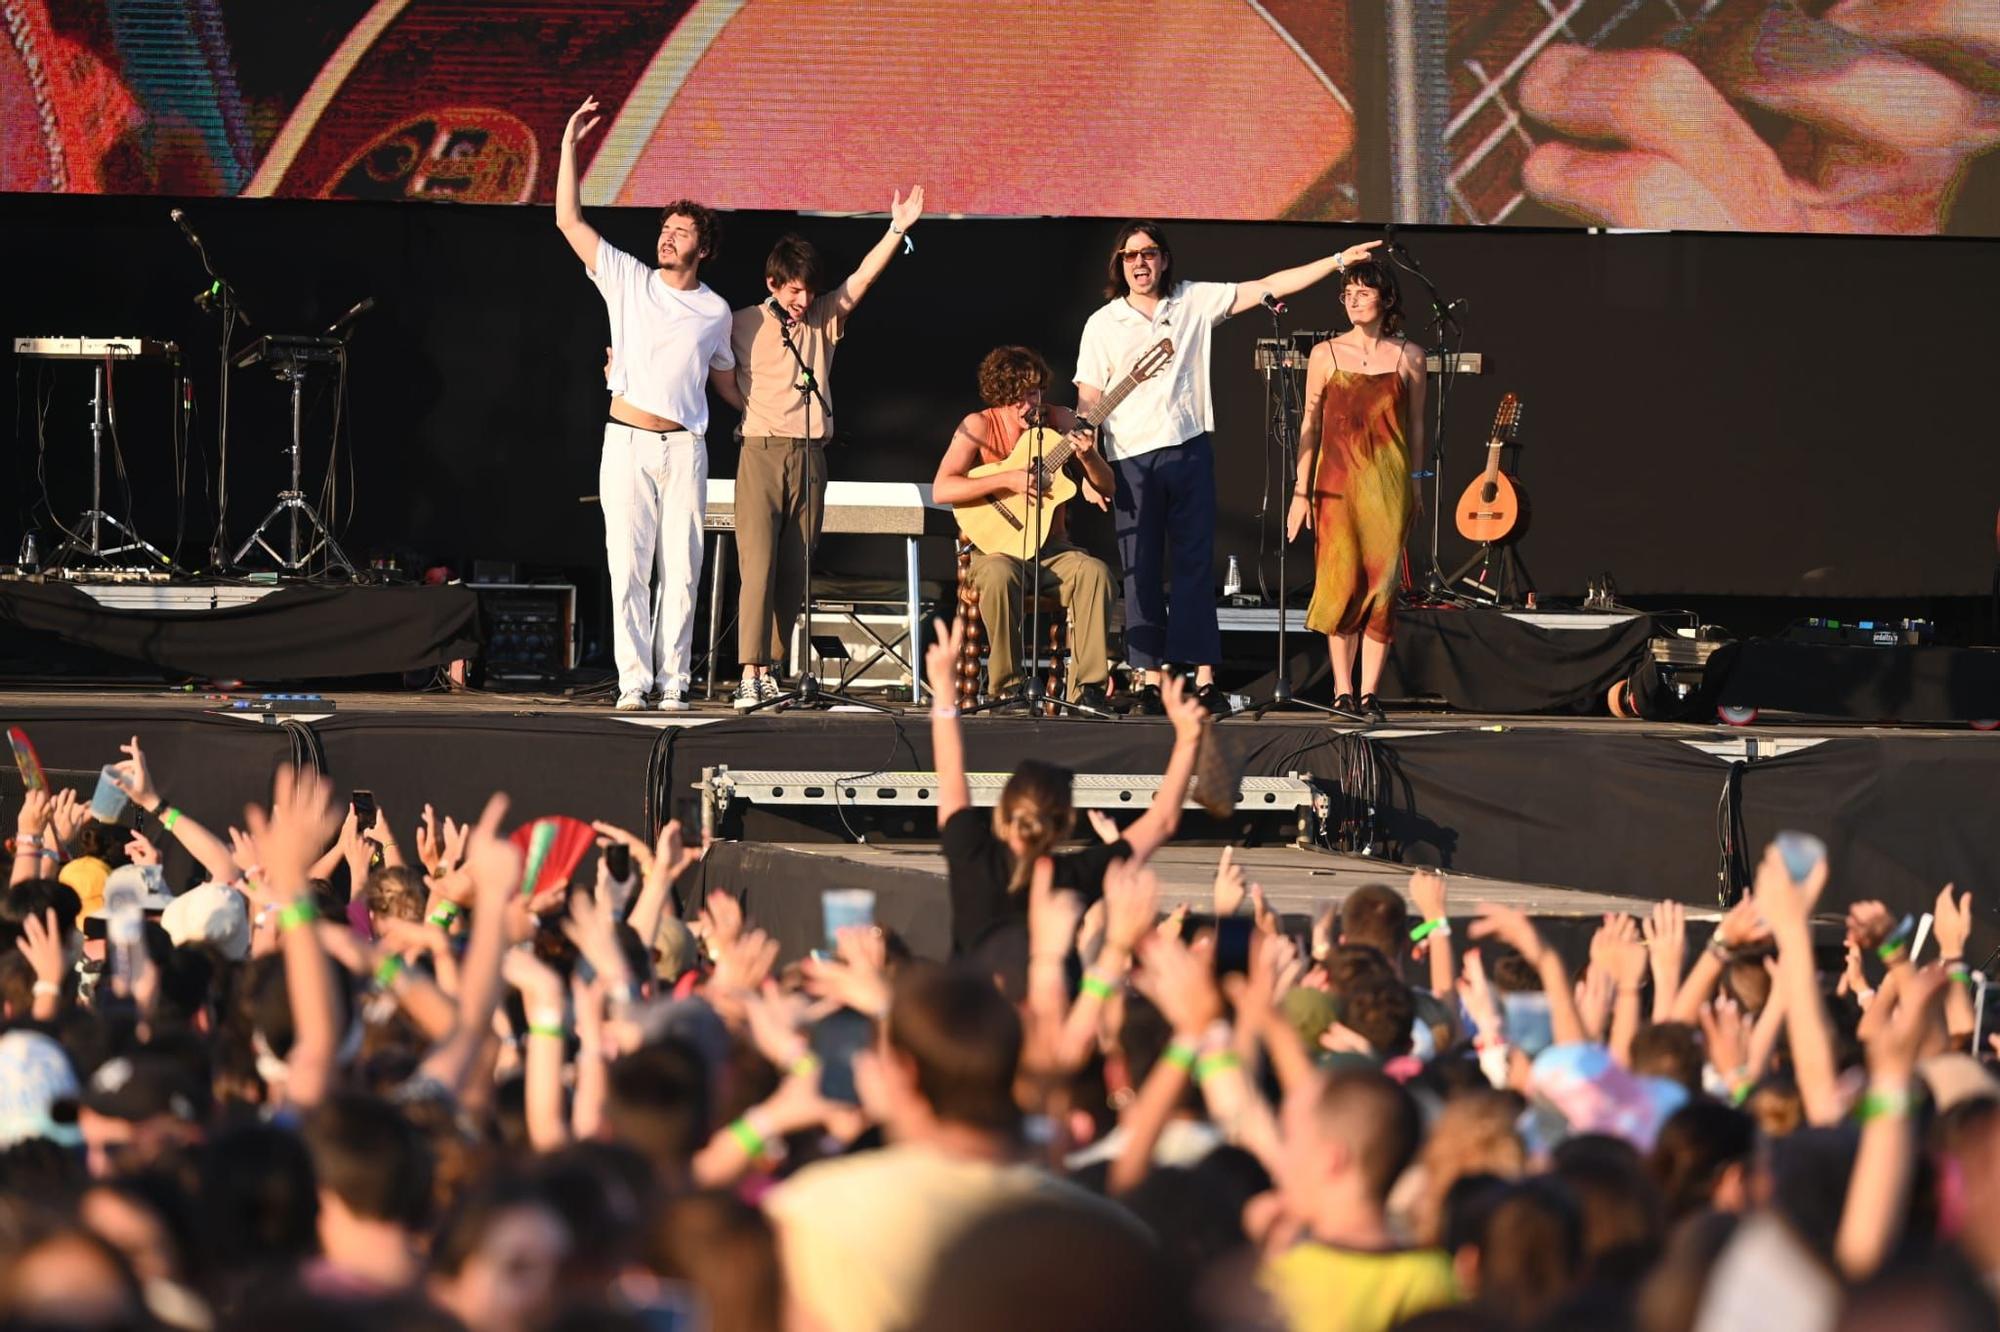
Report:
610,396,684,432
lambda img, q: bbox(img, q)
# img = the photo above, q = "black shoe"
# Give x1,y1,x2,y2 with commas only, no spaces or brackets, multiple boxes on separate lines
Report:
1130,685,1166,716
1333,692,1359,716
1075,683,1111,713
1358,693,1388,724
1196,682,1234,718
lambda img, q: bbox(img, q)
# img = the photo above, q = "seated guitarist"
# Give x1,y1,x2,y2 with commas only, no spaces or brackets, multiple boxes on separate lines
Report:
933,346,1116,711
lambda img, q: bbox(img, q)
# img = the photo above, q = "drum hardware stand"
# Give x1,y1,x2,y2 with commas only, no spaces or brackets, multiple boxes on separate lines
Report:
1245,307,1357,721
749,309,891,715
48,359,176,572
230,338,354,576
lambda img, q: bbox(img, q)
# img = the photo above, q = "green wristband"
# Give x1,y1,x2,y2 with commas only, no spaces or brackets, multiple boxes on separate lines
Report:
1162,1041,1197,1073
1080,973,1116,1001
1876,915,1915,963
1858,1087,1913,1122
278,900,316,933
1194,1051,1242,1084
527,1022,566,1041
161,806,182,832
373,954,406,990
1409,918,1448,943
428,902,461,928
727,1116,767,1157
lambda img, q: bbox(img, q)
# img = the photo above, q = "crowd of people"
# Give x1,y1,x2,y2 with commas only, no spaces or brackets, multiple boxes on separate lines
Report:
2,707,1996,1332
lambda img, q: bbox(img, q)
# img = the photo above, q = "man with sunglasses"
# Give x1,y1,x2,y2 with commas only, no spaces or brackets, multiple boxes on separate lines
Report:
1074,223,1381,715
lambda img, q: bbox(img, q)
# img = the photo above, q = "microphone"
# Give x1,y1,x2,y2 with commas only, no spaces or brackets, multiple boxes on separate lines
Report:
169,207,202,251
1259,291,1287,315
326,296,376,335
766,296,793,326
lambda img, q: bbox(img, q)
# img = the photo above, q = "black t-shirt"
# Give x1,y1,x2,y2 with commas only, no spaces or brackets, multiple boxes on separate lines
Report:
941,806,1132,955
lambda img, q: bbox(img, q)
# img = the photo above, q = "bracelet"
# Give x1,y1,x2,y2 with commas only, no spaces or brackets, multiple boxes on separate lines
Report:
373,954,406,990
527,1022,566,1041
277,900,316,933
1858,1086,1913,1122
1729,1080,1756,1107
1409,918,1450,943
1876,915,1916,963
31,980,59,997
1080,973,1116,1001
428,902,461,928
889,225,905,236
789,1053,822,1078
1194,1051,1242,1084
1706,935,1734,960
1162,1041,1197,1073
15,834,38,849
930,706,958,718
161,806,182,832
727,1116,767,1157
1948,965,1973,985
1472,1034,1507,1052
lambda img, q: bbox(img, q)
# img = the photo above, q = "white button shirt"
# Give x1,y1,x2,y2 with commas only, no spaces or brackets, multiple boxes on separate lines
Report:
1072,279,1238,461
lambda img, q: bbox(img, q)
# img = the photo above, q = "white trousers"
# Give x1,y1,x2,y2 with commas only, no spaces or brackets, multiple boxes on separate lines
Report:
599,423,706,697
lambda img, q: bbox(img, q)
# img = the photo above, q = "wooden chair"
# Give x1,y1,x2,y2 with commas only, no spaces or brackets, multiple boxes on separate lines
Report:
953,537,1067,712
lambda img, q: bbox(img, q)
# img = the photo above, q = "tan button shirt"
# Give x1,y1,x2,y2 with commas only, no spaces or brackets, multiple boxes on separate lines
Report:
731,289,847,439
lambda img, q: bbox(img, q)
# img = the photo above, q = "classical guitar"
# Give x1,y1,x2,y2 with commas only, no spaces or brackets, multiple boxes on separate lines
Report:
1455,393,1526,544
954,339,1172,557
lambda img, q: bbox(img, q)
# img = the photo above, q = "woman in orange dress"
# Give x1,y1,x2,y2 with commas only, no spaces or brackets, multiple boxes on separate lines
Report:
1285,261,1426,722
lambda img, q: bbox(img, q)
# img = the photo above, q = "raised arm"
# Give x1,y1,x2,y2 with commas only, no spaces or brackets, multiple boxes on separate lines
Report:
1116,678,1208,864
555,96,605,269
1229,240,1383,316
1754,845,1843,1126
924,617,971,819
114,737,238,885
1470,903,1586,1047
833,186,923,316
244,767,345,1109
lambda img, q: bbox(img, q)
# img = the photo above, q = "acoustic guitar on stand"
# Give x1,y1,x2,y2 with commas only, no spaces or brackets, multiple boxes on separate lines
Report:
954,338,1173,556
1455,393,1526,544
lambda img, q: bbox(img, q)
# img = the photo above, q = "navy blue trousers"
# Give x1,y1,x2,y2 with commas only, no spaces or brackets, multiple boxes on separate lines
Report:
1111,432,1220,669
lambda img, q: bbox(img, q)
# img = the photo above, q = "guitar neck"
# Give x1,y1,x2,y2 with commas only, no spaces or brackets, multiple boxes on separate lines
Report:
1080,361,1153,432
1481,440,1504,484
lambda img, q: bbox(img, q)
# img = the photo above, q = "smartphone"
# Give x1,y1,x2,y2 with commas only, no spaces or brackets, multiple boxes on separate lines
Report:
352,789,377,827
606,841,632,882
811,1007,874,1105
1213,917,1254,979
1774,830,1825,883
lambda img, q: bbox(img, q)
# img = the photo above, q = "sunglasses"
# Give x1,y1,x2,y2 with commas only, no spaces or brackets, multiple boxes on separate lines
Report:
1119,247,1163,264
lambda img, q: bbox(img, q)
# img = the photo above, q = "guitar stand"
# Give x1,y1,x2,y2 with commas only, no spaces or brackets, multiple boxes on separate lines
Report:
1447,539,1533,607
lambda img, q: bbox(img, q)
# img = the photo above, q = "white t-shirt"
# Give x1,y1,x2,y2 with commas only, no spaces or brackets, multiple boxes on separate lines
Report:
1073,279,1238,461
587,237,734,433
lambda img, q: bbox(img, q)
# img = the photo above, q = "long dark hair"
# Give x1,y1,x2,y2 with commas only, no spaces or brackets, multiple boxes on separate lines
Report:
992,760,1076,893
1340,260,1404,336
1103,221,1174,300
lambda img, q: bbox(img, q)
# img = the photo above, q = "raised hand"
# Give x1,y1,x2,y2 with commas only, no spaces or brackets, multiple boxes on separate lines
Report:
1754,842,1826,941
460,794,521,905
1101,858,1160,957
1335,240,1384,268
924,615,966,707
700,889,745,954
1458,949,1504,1040
1136,932,1224,1037
15,909,65,993
48,789,86,847
1086,810,1122,846
14,787,49,839
1934,883,1973,960
125,830,161,867
244,766,345,889
1699,994,1748,1082
1409,869,1447,926
1468,902,1547,966
591,820,657,879
415,803,442,876
1161,674,1209,742
563,95,603,148
111,736,159,811
502,946,566,1011
889,184,925,233
1212,846,1248,918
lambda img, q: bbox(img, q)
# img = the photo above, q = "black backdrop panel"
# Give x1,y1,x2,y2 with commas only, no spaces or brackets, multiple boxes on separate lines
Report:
8,195,2000,601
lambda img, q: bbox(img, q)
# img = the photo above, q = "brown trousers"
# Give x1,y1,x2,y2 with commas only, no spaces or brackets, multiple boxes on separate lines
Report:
968,542,1112,700
735,436,826,667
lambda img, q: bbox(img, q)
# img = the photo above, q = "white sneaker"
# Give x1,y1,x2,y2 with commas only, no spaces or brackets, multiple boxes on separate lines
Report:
656,687,690,712
732,677,762,711
757,675,782,704
614,690,647,712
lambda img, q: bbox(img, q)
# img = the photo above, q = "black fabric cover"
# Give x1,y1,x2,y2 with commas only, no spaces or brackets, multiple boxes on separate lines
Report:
1713,639,2000,722
1243,608,1653,714
701,841,953,962
0,581,481,681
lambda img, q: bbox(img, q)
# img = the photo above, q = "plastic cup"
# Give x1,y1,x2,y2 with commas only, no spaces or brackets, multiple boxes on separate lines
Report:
89,765,131,823
821,889,876,948
1774,830,1826,883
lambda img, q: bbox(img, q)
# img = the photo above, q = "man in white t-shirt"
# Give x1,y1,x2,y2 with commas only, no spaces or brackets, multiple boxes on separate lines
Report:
1073,221,1380,715
557,95,743,711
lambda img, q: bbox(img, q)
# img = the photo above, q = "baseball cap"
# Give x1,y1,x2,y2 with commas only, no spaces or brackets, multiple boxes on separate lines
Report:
82,1052,211,1125
162,882,250,961
92,864,174,918
59,856,110,923
0,1031,82,1147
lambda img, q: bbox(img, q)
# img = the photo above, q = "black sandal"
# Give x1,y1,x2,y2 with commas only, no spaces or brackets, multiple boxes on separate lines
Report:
1333,692,1359,717
1358,693,1388,723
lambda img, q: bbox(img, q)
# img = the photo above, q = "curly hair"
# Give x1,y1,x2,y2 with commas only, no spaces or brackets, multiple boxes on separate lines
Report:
658,198,720,262
1103,221,1174,300
977,346,1052,408
1339,260,1403,336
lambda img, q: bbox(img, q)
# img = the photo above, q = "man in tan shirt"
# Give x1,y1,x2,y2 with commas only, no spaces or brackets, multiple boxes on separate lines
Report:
728,186,924,709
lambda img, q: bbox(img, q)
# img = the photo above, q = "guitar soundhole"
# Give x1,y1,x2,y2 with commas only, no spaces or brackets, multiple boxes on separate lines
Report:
1480,482,1497,504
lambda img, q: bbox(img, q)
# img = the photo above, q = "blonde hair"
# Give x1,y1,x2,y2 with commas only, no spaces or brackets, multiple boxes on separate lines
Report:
991,760,1076,894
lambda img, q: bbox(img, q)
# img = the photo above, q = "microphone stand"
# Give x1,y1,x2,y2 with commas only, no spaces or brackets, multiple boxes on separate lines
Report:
1383,230,1470,607
177,212,255,573
1249,304,1356,721
748,308,890,715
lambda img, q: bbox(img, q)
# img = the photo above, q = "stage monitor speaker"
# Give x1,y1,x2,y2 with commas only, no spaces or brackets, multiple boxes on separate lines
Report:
475,583,575,686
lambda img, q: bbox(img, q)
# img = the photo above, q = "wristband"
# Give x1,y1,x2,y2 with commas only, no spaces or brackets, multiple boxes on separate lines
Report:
1080,973,1116,1001
161,806,182,832
727,1116,767,1158
1409,918,1450,943
1706,935,1734,961
373,954,406,990
789,1053,822,1078
1162,1041,1197,1073
527,1022,566,1041
1194,1051,1242,1084
1472,1033,1507,1052
31,981,59,997
1876,915,1915,963
1730,1080,1756,1107
277,900,316,933
1949,965,1973,985
1858,1086,1913,1122
930,706,958,719
428,902,461,928
15,834,38,849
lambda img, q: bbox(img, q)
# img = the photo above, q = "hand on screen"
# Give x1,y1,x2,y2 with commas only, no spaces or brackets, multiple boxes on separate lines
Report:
890,185,925,233
564,96,603,149
1518,5,2000,234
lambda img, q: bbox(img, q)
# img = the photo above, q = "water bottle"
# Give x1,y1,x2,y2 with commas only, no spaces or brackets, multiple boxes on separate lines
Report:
1223,555,1242,598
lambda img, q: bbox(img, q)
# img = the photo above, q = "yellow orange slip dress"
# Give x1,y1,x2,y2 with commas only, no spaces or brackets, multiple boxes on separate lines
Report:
1304,365,1413,643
